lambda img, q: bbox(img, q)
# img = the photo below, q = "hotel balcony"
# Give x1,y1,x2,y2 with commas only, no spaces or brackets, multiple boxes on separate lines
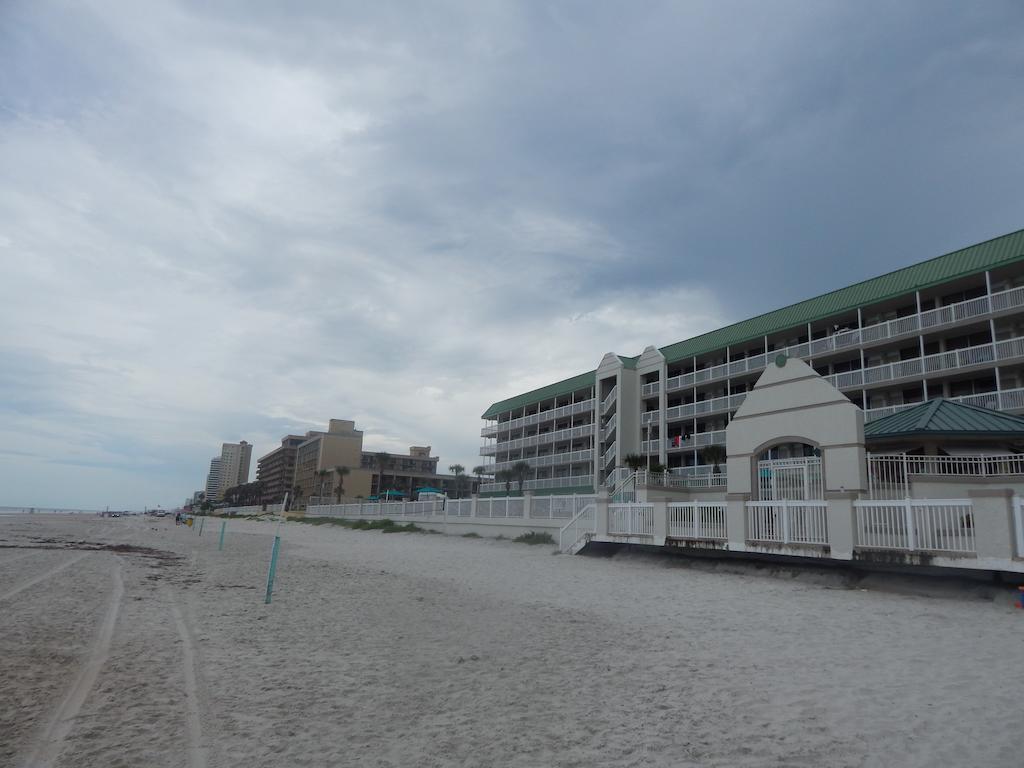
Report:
479,474,593,493
663,285,1024,393
489,448,593,474
480,423,594,456
481,398,595,437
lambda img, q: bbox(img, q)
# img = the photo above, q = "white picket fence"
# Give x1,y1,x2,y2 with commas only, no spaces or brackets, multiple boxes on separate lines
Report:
746,501,829,545
855,500,976,554
667,503,728,540
608,504,655,536
306,494,596,522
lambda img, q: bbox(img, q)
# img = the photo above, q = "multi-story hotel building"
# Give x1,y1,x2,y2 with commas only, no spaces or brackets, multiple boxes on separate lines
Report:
479,229,1024,494
255,435,307,504
359,445,480,499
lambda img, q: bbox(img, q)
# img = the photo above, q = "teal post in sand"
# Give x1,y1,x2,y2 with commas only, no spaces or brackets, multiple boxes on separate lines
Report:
198,517,205,536
265,535,281,604
218,520,226,551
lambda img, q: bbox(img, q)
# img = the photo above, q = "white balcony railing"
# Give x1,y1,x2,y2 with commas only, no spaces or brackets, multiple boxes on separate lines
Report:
863,387,1024,422
642,409,659,425
665,392,748,422
824,335,1024,392
481,398,596,437
661,285,1024,395
489,449,593,474
641,439,661,454
481,423,595,456
601,386,618,414
479,474,593,493
641,380,661,397
603,443,617,467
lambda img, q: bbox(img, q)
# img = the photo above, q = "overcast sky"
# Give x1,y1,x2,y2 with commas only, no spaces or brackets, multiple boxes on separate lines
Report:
1,1,1023,509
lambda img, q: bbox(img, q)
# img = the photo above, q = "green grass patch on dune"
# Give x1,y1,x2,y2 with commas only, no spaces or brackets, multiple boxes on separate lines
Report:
297,517,423,533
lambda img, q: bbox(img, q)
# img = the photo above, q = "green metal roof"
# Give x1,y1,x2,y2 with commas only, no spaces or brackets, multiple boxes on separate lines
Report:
481,370,596,419
865,399,1024,439
660,228,1024,363
482,229,1024,418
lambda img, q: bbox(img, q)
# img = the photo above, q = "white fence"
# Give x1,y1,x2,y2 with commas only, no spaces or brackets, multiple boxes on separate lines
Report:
667,503,728,540
854,500,975,554
746,501,829,545
306,494,595,522
868,454,1024,499
608,504,655,536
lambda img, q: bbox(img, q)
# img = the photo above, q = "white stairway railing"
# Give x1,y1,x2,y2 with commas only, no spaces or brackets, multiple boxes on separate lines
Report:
559,504,596,554
746,501,829,545
667,503,728,540
608,504,655,536
854,500,975,554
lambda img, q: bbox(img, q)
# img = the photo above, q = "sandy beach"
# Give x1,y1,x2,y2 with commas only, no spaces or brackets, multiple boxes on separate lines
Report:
1,513,1023,767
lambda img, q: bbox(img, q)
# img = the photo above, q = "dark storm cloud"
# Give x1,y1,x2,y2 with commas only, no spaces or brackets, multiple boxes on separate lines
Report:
0,0,1021,507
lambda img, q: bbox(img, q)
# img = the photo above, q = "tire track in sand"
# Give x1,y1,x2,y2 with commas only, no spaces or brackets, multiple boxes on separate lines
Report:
167,587,209,768
0,552,90,602
21,560,124,768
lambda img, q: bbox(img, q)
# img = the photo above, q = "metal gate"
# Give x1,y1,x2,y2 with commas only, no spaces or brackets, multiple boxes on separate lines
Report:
757,457,823,500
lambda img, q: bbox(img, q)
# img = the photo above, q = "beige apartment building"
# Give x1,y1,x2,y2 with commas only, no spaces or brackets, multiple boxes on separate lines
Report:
294,420,375,504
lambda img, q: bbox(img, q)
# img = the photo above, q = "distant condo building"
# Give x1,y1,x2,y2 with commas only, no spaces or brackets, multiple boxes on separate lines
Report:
479,229,1024,495
215,440,252,499
204,457,222,500
255,435,307,504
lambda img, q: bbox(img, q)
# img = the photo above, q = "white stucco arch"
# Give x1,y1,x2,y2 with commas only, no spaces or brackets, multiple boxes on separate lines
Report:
725,356,867,497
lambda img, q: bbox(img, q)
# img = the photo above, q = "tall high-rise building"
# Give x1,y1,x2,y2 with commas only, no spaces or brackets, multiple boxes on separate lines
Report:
204,457,222,500
217,441,252,498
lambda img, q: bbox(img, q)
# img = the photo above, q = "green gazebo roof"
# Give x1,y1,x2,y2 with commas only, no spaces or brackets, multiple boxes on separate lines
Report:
865,399,1024,439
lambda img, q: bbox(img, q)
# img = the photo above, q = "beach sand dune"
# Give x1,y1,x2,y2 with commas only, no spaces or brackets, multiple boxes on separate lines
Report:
1,514,1022,767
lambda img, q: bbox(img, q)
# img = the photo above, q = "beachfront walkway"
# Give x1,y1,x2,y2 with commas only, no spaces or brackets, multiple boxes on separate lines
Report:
2,514,1022,767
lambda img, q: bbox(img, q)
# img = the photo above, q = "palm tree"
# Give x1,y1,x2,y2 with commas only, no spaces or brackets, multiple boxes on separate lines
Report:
316,469,329,503
511,460,531,494
472,465,487,495
701,445,727,474
448,463,466,499
650,463,667,475
624,453,646,471
333,465,350,503
497,469,513,495
291,484,303,510
374,452,391,497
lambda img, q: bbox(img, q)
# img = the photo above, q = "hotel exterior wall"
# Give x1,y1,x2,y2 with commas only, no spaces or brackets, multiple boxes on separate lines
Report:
481,233,1024,496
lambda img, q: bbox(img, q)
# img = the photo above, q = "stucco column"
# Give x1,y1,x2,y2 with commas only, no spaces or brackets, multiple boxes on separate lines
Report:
824,491,858,560
649,495,669,547
967,489,1015,562
595,490,610,539
470,494,479,519
523,491,533,519
726,492,749,551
